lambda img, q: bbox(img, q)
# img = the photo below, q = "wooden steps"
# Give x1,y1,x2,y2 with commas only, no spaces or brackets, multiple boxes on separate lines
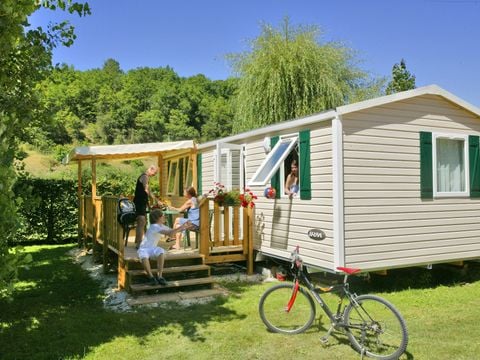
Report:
123,248,218,303
128,264,210,276
130,277,215,292
204,245,247,264
127,288,227,306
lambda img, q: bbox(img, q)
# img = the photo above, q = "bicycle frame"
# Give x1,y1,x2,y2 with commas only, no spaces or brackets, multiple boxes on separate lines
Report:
289,266,352,325
262,247,409,359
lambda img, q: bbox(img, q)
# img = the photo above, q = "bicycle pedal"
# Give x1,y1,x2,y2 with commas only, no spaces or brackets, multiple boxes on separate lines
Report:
320,336,329,345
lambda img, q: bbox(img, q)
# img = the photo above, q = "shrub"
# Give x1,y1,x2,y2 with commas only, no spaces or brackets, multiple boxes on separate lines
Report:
11,177,78,245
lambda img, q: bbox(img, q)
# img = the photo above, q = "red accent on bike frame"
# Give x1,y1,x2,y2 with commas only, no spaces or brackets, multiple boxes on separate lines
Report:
285,280,300,313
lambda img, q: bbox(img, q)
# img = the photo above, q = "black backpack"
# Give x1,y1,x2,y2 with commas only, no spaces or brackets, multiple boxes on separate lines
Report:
117,198,137,245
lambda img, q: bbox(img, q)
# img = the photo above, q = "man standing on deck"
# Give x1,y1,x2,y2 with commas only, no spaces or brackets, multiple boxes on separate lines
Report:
133,165,158,248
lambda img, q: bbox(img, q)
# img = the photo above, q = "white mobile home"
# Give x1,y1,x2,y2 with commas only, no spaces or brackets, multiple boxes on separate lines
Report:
197,85,480,272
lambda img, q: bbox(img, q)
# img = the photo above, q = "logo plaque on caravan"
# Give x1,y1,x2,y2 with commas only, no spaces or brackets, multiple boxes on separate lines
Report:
307,229,326,241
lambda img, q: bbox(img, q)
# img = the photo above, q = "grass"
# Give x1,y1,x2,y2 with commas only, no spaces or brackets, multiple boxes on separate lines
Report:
1,245,480,360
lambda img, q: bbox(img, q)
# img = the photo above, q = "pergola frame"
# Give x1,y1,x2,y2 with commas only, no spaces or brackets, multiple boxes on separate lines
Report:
64,141,197,243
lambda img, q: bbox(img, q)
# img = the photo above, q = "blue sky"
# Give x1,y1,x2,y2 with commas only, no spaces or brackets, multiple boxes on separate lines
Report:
29,0,480,105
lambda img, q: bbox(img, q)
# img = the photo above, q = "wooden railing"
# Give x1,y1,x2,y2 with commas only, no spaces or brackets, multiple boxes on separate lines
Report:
80,195,254,275
81,195,103,242
198,198,254,273
80,195,123,255
102,196,124,254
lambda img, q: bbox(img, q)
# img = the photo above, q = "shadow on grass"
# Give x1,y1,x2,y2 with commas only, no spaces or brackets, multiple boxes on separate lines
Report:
0,245,247,360
309,261,480,294
352,261,480,294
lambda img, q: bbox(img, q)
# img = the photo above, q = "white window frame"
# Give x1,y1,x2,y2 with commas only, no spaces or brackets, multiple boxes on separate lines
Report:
432,132,469,198
166,160,179,195
279,139,300,198
215,142,245,191
248,134,298,187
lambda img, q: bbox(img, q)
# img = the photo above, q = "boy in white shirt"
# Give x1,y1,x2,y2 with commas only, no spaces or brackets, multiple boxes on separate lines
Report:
137,209,185,286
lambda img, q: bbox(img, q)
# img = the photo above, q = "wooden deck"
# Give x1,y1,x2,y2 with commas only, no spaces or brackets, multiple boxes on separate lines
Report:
80,195,254,301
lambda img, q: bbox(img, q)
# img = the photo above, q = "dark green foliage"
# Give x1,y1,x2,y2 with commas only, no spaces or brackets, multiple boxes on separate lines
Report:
0,0,89,298
12,177,78,244
385,59,416,95
35,63,238,148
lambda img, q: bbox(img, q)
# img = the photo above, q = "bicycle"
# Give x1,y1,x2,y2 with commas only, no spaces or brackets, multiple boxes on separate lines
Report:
259,246,408,359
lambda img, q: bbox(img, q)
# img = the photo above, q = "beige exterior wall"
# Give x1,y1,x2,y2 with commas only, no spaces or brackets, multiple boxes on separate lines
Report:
197,122,334,269
245,122,334,269
342,94,480,270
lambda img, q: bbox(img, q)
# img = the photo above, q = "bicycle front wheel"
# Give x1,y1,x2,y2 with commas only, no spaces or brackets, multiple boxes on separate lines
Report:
344,294,408,360
259,282,316,334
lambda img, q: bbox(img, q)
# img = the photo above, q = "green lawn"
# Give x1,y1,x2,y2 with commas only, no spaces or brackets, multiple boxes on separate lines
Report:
1,245,480,360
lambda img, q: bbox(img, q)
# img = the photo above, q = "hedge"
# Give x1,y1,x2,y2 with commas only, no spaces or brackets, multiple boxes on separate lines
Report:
11,178,78,245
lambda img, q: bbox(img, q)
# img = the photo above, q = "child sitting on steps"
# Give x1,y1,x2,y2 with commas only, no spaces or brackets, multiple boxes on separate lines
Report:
137,208,186,286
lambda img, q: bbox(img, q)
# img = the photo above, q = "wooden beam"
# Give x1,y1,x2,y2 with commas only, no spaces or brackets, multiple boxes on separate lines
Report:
91,158,97,198
191,147,197,191
157,154,163,197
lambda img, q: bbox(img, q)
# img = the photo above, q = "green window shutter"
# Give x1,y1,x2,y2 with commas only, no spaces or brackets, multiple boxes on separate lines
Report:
420,131,433,199
469,135,480,198
196,153,202,195
270,136,281,198
299,130,312,200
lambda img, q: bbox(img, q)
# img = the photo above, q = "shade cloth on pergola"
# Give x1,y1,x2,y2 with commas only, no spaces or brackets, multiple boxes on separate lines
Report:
64,140,195,163
64,140,197,241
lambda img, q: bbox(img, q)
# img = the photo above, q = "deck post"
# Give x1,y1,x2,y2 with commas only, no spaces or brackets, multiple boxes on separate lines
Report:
118,197,127,289
77,160,83,247
199,198,210,258
247,206,254,275
91,158,99,258
102,197,109,273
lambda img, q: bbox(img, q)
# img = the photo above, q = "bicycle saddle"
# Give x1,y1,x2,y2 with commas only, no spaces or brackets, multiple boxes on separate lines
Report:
336,267,361,275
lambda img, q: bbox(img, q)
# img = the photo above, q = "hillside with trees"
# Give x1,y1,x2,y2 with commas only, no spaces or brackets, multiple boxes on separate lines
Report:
33,59,238,160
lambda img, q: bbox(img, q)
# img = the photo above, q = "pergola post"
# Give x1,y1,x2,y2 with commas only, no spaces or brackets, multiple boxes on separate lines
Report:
191,146,197,192
157,154,163,197
91,158,97,248
77,160,83,247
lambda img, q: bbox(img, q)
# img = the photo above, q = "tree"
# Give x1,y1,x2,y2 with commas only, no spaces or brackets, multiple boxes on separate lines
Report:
0,0,89,298
386,59,416,95
229,18,381,133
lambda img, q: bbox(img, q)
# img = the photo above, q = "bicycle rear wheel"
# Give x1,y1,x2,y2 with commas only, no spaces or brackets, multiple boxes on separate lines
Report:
259,282,316,334
344,294,408,360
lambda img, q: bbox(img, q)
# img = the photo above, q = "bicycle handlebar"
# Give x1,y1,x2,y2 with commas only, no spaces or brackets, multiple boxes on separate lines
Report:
290,245,303,270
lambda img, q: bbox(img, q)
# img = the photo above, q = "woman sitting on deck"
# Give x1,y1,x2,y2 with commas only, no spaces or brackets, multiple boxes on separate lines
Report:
170,186,200,250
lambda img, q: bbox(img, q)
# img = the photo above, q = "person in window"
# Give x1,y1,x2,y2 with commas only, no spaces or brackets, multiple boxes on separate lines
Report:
285,159,299,199
133,165,158,248
170,186,200,250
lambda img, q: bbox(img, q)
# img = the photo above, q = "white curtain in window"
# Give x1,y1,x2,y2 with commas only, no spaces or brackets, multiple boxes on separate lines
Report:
436,138,465,192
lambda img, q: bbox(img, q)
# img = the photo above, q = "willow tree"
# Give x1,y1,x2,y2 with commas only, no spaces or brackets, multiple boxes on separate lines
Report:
230,19,381,132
